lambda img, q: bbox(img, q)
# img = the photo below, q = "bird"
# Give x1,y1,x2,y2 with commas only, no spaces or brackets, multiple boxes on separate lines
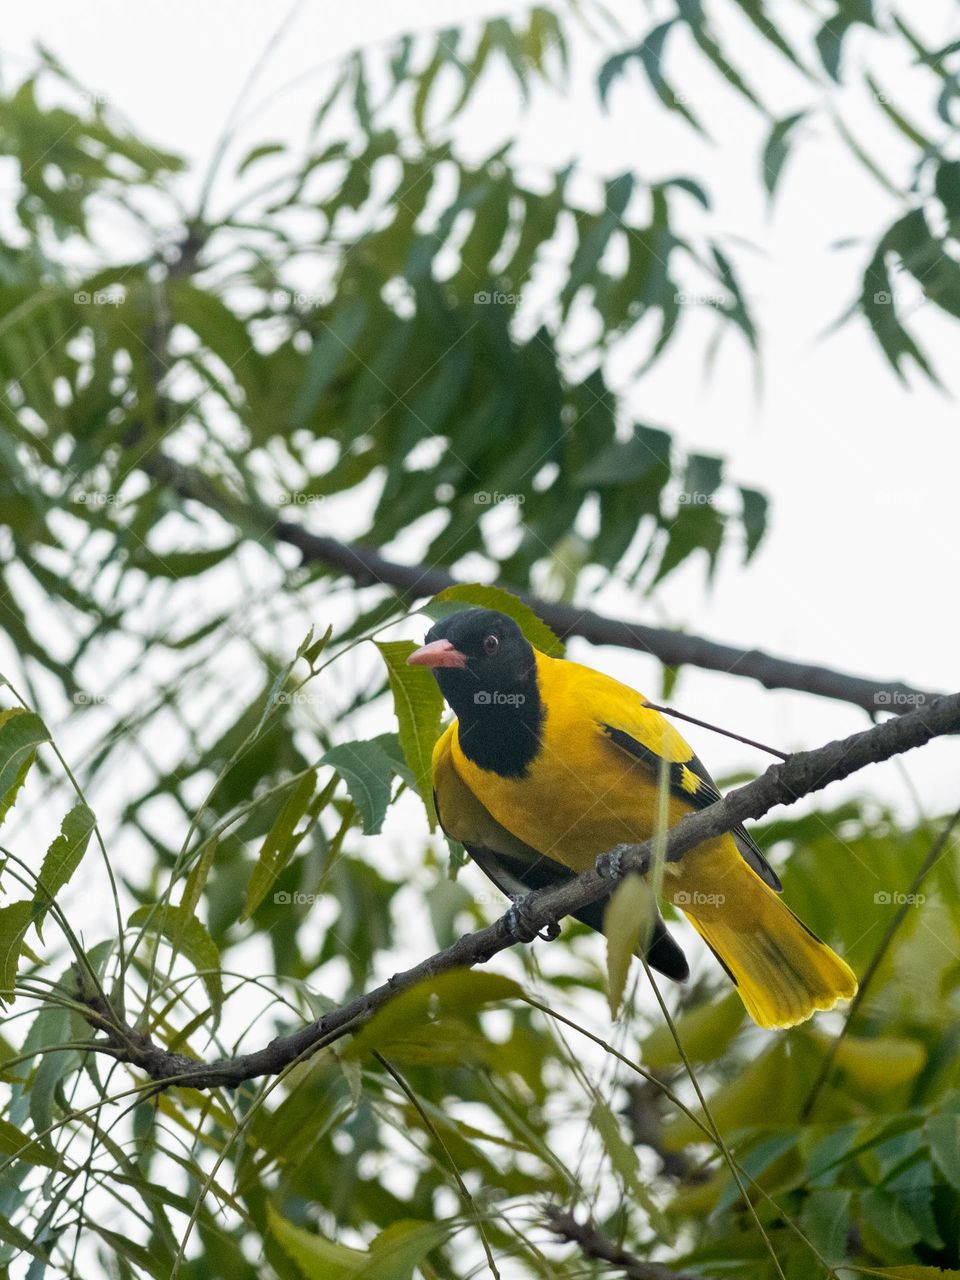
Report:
408,607,857,1029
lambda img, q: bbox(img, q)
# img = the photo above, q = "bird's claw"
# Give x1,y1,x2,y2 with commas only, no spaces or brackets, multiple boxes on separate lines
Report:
595,843,630,880
503,894,558,944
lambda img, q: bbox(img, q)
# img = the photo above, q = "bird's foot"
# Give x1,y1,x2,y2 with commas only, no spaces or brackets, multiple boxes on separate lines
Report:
503,894,559,944
595,843,644,880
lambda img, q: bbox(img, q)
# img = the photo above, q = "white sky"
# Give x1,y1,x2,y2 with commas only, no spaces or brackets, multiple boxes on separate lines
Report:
1,1,957,816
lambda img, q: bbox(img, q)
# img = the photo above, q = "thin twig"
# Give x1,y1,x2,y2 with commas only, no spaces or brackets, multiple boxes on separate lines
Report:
640,701,788,759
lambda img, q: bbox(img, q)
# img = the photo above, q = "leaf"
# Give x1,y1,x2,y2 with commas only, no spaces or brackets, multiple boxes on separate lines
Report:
242,769,317,919
236,141,285,177
322,739,395,835
128,542,240,579
0,708,48,826
291,296,369,428
0,1115,59,1169
268,1204,448,1280
359,1222,450,1280
641,991,744,1067
598,23,704,133
128,904,222,1012
345,971,522,1062
179,836,218,924
801,1188,851,1264
422,583,564,657
374,640,444,827
268,1202,367,1276
829,1032,926,1090
761,112,805,199
739,487,768,561
860,1187,922,1248
300,624,333,668
926,1113,960,1188
33,802,96,936
0,900,33,1003
604,874,654,1018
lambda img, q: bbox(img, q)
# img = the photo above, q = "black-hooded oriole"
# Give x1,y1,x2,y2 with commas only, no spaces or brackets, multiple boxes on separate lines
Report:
408,607,857,1029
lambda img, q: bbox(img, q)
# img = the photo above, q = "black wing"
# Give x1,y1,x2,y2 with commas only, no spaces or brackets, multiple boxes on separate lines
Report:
463,841,689,982
602,724,782,892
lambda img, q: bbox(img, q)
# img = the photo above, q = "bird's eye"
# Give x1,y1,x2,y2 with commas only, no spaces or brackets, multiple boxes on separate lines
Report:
482,634,499,657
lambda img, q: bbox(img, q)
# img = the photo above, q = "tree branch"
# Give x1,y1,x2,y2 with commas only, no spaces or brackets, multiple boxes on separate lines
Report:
141,451,941,716
75,689,960,1091
544,1205,700,1280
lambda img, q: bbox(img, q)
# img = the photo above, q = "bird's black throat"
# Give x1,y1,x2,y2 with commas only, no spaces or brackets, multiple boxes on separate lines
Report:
435,666,544,779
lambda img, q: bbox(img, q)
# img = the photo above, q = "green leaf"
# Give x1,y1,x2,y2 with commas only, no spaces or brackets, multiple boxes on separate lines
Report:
128,904,223,1012
322,739,395,835
598,23,703,133
926,1113,960,1188
359,1221,449,1280
829,1032,926,1090
291,296,369,428
422,583,564,657
236,141,285,177
860,1187,922,1247
268,1201,367,1276
300,624,333,668
761,112,805,199
268,1204,447,1280
242,769,317,919
0,1115,59,1169
604,874,653,1018
33,802,96,936
0,708,48,826
374,640,444,827
345,971,522,1062
0,900,33,1003
800,1188,852,1264
739,487,768,561
641,991,744,1067
128,542,240,579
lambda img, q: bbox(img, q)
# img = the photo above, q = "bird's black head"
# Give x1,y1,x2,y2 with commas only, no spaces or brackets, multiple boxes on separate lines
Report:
407,608,543,776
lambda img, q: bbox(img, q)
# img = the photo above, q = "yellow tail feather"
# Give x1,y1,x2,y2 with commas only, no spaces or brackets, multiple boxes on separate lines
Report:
681,861,858,1030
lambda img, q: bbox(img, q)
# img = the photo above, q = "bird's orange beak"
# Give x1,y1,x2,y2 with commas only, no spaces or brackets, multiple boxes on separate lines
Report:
407,638,468,669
